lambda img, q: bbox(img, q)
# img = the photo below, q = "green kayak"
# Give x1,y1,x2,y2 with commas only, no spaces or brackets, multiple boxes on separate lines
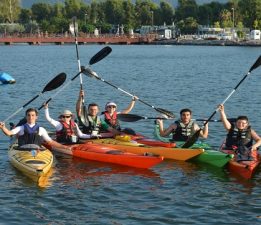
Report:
154,124,233,167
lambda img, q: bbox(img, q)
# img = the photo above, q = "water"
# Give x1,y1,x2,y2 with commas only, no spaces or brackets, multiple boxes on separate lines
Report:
0,44,261,224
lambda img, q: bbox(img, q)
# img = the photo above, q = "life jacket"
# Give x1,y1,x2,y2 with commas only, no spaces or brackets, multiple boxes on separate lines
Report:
80,115,102,134
225,124,253,149
56,120,77,144
172,120,195,142
103,111,121,130
18,123,42,147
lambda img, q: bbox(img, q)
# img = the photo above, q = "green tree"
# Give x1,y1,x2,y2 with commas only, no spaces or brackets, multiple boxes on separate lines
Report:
238,0,261,29
176,0,198,21
159,1,174,25
64,0,81,19
122,0,136,30
0,0,21,23
18,8,31,24
31,3,52,22
220,9,233,28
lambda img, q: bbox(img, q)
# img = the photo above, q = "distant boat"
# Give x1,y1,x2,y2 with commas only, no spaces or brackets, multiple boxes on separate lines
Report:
0,72,16,84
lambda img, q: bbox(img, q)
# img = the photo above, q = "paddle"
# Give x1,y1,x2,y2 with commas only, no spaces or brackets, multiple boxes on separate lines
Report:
69,17,84,101
117,114,236,123
3,73,66,122
83,67,175,118
38,46,112,110
182,55,261,148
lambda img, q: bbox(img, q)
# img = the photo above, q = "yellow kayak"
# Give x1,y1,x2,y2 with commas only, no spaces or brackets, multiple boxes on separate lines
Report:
8,144,54,181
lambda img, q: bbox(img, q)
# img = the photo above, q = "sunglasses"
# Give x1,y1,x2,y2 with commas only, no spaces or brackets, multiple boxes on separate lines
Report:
108,106,116,108
62,115,71,118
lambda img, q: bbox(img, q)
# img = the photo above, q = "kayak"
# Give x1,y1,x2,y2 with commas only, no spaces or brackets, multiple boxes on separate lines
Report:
0,72,16,84
154,124,233,167
83,140,204,161
8,144,53,181
129,134,176,148
221,149,261,179
49,142,163,169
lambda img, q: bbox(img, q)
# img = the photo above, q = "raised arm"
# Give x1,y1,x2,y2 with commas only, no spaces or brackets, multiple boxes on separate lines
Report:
157,119,175,137
121,96,138,114
0,122,14,136
76,90,84,117
218,104,231,131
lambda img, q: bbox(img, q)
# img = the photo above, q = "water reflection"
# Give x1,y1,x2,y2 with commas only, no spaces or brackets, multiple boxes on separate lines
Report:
52,155,162,187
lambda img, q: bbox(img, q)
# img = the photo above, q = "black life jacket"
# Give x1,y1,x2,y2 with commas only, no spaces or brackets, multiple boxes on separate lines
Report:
103,111,121,130
225,124,253,149
56,120,77,144
80,115,102,134
172,120,195,142
18,123,42,147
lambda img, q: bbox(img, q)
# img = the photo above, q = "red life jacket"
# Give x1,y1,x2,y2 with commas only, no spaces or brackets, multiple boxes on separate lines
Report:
104,111,121,130
56,120,77,143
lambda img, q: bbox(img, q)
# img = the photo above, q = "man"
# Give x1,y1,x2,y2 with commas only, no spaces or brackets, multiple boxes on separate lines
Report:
76,90,121,136
157,108,208,142
0,108,71,151
218,104,261,151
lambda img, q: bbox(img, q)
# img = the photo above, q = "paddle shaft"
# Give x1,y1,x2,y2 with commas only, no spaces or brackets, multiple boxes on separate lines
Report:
85,68,174,117
72,17,84,103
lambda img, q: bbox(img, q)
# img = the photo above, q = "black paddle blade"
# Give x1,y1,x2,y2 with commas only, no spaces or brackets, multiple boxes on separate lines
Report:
89,46,112,65
42,73,66,93
155,108,175,118
249,55,261,73
117,114,144,122
182,129,201,148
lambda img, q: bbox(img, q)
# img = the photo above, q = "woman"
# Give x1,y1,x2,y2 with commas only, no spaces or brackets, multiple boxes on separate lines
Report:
44,104,91,144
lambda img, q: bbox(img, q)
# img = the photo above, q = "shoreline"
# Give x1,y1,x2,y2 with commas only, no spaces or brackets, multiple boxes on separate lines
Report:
151,39,261,47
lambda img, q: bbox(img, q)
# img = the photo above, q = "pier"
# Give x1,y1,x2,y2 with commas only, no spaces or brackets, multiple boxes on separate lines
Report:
0,35,156,45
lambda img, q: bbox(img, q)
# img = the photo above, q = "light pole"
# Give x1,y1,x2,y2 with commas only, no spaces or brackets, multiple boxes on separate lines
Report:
151,11,154,27
85,13,87,26
231,8,235,29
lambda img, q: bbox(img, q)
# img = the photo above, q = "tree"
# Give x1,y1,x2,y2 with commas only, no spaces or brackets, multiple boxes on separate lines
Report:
238,0,261,29
0,0,21,23
219,9,233,28
159,1,175,25
31,3,52,22
176,0,198,21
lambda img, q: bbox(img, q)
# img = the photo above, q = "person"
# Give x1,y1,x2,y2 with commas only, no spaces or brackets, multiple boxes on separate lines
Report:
44,103,91,144
102,96,138,130
0,108,71,151
76,90,121,136
218,104,261,154
157,108,208,142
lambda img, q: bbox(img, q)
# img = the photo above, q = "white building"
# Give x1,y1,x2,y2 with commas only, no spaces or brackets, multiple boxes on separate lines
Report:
250,30,260,40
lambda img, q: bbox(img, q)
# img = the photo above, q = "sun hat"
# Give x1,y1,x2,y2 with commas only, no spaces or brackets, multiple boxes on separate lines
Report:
105,102,117,109
59,109,73,118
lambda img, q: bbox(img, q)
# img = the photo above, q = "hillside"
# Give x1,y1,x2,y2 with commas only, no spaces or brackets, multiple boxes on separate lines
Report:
21,0,228,8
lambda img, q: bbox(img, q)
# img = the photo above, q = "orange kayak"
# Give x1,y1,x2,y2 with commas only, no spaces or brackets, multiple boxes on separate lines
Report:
50,142,163,169
84,140,204,161
222,149,261,179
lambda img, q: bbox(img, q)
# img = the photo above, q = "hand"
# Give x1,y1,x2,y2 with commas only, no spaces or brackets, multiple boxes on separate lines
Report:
132,96,138,101
0,122,5,129
218,104,224,112
43,103,48,109
79,90,84,98
156,118,163,124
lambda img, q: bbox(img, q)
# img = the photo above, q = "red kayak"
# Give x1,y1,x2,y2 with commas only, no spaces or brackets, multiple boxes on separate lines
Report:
129,134,176,148
49,142,163,169
222,149,260,179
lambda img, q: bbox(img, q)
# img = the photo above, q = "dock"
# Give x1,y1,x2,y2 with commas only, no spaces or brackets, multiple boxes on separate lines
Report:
0,35,156,45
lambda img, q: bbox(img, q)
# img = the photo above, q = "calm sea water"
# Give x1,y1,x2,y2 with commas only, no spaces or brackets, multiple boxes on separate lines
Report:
0,44,261,224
